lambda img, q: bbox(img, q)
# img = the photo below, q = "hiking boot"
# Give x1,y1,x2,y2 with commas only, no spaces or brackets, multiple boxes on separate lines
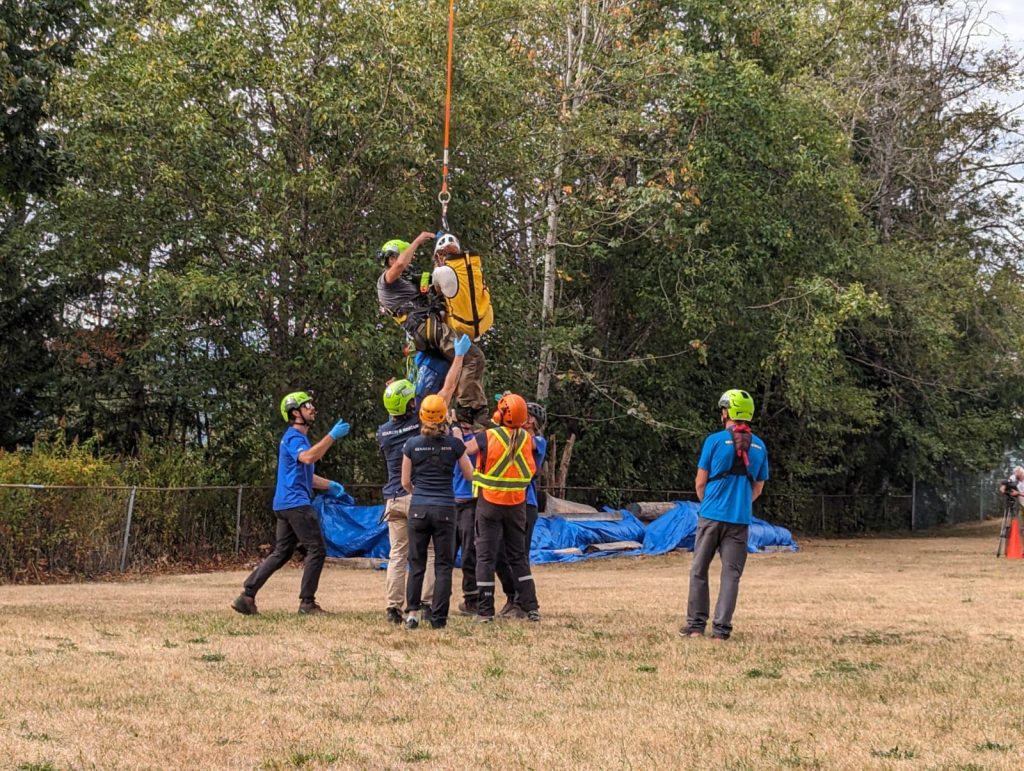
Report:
679,627,703,638
385,607,403,625
473,408,497,429
711,634,729,643
298,600,329,615
231,594,258,616
405,616,419,630
497,599,517,617
454,405,477,425
526,610,541,623
456,405,496,430
457,600,478,617
429,619,447,629
474,614,494,624
506,605,528,620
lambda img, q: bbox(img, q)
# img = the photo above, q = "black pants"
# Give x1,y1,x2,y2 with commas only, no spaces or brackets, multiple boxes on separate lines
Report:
455,499,478,605
243,505,326,602
496,503,538,606
475,498,538,617
406,504,457,624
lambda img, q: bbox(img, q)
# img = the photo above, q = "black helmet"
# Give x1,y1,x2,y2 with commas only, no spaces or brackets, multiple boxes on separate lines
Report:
526,402,547,430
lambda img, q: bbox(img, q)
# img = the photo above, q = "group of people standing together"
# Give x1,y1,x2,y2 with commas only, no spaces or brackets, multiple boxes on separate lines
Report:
232,230,770,641
233,230,548,629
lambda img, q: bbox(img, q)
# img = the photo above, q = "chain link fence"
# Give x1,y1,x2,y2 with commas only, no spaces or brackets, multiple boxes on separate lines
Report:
0,473,1009,581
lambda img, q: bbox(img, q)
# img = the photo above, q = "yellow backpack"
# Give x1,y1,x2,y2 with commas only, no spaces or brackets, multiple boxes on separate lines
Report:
433,252,494,340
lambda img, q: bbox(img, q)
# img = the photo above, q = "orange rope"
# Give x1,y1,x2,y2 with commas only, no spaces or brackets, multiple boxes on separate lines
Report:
439,0,455,230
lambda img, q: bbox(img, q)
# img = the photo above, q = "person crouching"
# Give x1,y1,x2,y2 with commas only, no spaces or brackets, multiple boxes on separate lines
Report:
400,394,474,629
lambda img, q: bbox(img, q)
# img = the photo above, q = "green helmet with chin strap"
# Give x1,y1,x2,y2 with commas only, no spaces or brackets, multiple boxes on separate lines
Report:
281,391,313,422
718,389,754,422
383,379,416,416
378,239,410,262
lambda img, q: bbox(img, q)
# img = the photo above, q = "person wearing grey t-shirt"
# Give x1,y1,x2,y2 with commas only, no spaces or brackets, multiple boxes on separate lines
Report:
376,232,489,426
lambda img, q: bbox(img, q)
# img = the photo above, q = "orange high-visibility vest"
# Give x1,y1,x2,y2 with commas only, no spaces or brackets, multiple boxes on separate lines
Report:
472,427,536,505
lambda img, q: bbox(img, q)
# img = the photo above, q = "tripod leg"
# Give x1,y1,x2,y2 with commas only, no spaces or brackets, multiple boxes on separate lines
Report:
998,502,1013,557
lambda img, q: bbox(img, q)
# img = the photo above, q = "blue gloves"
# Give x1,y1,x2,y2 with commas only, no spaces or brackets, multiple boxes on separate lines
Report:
329,420,350,441
453,334,472,357
327,480,346,498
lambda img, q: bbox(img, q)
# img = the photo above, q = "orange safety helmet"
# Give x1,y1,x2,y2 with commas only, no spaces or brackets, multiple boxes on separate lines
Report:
419,394,448,424
495,393,528,428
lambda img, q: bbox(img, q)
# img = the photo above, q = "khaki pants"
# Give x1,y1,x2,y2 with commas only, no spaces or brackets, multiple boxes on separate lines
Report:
385,496,434,609
436,321,487,412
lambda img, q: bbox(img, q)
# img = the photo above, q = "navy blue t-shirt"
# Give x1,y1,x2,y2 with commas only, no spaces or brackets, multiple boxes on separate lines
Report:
403,433,466,507
698,427,769,525
377,414,420,499
273,427,314,510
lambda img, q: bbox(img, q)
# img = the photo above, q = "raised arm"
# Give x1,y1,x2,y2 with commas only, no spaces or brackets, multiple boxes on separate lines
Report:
451,423,479,456
384,231,435,284
298,419,349,465
437,334,472,404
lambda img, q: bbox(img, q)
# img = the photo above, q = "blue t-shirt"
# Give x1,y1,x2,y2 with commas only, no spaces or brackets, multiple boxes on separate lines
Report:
697,427,769,525
452,449,477,501
273,427,314,510
377,414,420,499
527,435,548,508
403,433,466,507
414,351,450,411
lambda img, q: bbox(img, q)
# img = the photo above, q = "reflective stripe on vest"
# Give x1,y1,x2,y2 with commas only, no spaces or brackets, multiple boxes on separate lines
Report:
472,427,534,499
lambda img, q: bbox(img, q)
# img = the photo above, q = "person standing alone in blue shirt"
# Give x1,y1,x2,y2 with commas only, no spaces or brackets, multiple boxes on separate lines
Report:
232,391,350,616
682,389,768,641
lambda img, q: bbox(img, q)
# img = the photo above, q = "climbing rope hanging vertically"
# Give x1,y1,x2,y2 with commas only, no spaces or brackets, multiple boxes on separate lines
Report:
438,0,456,232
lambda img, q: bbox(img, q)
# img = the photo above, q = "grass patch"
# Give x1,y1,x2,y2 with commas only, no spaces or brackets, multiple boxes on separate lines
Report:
400,747,432,763
834,631,904,646
870,745,916,759
974,739,1013,752
260,748,362,769
0,520,1016,769
813,659,881,677
745,666,782,680
16,763,57,771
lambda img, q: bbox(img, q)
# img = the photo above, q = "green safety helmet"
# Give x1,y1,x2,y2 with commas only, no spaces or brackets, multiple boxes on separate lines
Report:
383,379,416,416
377,239,410,262
280,391,313,422
718,389,754,421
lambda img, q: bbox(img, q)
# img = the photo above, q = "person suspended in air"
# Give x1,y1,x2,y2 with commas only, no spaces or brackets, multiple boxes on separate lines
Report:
376,231,492,426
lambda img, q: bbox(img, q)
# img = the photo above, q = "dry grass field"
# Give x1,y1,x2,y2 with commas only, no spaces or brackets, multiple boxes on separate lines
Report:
2,520,1023,770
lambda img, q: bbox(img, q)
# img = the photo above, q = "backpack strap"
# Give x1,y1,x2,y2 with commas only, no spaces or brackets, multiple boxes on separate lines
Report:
707,425,754,484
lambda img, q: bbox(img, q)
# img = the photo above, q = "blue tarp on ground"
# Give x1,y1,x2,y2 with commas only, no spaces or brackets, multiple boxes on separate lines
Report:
530,510,647,564
313,495,798,563
639,501,800,555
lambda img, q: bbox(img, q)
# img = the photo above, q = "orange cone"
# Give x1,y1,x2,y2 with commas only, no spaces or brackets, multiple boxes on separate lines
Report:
1007,519,1023,560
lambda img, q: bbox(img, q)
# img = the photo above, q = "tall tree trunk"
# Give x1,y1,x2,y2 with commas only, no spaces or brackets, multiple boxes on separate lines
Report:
536,160,562,402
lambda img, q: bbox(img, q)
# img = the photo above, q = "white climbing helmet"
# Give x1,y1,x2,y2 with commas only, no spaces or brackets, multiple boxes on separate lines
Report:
434,232,461,255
